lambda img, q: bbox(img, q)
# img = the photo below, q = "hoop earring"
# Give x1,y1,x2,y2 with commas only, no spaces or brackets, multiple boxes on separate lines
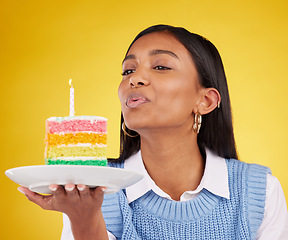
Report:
193,112,202,134
217,101,221,109
122,122,139,138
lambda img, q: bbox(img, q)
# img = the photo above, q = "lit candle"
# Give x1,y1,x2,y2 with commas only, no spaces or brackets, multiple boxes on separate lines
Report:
69,79,75,116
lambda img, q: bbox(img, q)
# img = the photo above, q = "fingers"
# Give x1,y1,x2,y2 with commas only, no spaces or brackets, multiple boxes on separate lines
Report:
64,184,79,203
49,184,66,200
91,186,107,199
50,184,106,200
18,184,107,213
77,184,90,200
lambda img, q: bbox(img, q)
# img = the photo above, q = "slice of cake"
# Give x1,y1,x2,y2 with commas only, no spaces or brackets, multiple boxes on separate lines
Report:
45,116,107,166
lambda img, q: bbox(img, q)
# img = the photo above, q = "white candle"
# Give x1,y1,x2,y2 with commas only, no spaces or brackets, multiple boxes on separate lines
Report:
69,79,75,116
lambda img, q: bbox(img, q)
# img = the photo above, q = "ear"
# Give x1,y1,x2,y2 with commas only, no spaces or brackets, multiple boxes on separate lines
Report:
194,88,221,115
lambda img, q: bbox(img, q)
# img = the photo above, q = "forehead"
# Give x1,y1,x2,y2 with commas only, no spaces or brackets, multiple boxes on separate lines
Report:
127,32,190,58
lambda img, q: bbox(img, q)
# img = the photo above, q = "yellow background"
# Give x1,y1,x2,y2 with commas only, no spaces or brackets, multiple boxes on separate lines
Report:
1,0,287,239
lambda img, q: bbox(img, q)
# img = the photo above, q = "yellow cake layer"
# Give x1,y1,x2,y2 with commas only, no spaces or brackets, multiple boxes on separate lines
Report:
46,145,107,158
46,132,107,146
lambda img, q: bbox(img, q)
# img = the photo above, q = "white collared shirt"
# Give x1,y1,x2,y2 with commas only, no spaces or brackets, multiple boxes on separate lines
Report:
61,150,288,240
125,150,230,203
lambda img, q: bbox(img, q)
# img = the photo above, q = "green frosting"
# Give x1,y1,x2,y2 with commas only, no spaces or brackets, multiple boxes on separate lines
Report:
46,159,107,166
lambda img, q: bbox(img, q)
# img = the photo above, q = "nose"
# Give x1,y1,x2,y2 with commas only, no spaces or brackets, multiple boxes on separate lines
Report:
129,71,150,88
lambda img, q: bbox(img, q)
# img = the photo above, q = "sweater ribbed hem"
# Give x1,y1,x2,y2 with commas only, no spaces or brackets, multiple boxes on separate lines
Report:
246,163,270,240
226,159,270,239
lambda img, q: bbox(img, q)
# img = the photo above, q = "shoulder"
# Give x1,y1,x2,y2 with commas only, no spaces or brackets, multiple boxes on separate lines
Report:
225,158,271,197
225,158,271,178
266,173,282,196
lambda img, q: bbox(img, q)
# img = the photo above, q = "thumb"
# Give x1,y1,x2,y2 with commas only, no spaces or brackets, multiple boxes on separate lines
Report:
18,186,54,210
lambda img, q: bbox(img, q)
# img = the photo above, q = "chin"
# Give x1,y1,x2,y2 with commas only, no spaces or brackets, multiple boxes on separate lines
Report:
125,122,143,132
123,112,151,130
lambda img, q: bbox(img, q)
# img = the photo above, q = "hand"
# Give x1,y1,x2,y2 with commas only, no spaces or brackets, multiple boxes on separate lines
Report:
18,184,106,218
18,184,109,240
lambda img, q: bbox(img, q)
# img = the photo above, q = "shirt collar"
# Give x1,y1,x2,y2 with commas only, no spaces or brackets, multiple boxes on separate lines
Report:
124,149,230,203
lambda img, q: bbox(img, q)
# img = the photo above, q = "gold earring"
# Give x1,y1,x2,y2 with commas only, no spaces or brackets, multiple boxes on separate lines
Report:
217,101,221,108
193,112,202,134
122,122,139,137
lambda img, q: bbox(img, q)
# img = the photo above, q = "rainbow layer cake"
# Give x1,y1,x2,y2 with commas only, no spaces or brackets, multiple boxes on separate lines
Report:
45,116,107,166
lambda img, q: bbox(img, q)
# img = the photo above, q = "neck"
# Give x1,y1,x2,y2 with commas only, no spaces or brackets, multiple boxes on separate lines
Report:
139,127,205,201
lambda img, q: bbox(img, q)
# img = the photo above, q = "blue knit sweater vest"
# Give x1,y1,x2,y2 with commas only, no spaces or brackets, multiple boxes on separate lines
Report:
102,159,270,240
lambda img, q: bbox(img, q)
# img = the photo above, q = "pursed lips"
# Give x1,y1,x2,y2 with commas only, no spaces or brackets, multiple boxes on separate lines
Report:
125,93,151,108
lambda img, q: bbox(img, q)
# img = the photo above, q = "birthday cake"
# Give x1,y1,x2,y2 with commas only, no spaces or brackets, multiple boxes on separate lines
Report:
45,116,107,166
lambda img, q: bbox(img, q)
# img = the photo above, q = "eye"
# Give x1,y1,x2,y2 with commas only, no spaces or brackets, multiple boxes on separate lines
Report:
154,65,172,71
121,69,135,76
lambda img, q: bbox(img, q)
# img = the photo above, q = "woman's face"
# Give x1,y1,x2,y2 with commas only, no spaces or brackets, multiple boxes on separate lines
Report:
118,32,203,133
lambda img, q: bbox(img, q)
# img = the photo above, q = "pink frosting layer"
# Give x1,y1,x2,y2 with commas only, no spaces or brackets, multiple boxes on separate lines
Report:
47,119,107,134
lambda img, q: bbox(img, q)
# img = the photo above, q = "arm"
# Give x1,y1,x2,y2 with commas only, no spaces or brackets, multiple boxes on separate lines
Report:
18,184,109,240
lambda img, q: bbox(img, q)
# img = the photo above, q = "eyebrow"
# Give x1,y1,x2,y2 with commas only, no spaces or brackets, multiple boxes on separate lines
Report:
122,54,136,64
122,49,179,64
149,49,179,59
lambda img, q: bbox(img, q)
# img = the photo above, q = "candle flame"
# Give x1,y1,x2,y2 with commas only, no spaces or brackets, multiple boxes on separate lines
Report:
69,78,72,86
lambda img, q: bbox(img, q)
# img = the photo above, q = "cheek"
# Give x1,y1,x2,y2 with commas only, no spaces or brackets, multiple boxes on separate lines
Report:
118,81,132,122
157,77,197,114
118,81,126,107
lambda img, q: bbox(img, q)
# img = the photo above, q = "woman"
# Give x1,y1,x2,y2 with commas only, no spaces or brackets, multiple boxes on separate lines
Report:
19,25,288,239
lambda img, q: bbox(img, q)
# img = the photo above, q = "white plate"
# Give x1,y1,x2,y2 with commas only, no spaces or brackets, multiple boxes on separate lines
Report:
5,165,143,194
